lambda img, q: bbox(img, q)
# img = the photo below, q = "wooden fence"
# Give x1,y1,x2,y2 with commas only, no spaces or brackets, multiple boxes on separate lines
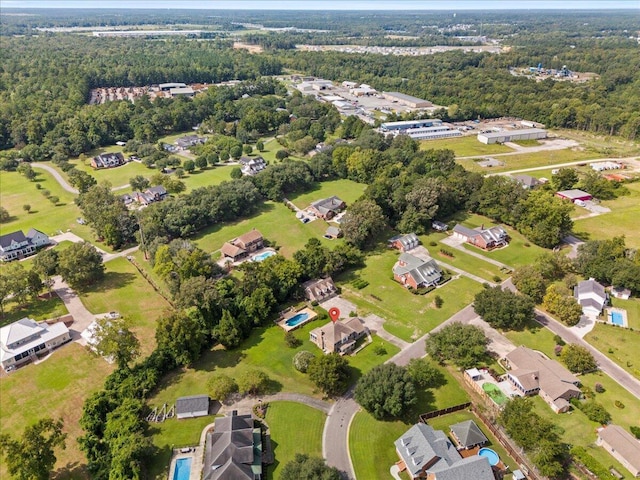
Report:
418,402,472,422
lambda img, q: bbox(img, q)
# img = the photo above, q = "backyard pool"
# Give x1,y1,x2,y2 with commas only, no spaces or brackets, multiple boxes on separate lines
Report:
611,311,624,326
478,448,500,466
252,250,276,262
285,312,309,327
173,457,192,480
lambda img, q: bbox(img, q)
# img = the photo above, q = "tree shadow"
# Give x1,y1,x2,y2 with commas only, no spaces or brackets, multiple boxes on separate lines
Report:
192,346,247,373
146,444,172,479
264,377,283,395
52,462,89,480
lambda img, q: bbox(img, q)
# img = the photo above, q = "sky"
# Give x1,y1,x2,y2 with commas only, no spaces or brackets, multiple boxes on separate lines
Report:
2,0,639,9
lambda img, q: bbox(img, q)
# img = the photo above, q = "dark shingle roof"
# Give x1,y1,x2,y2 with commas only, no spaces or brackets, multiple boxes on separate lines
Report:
176,395,209,415
0,231,27,249
450,420,488,448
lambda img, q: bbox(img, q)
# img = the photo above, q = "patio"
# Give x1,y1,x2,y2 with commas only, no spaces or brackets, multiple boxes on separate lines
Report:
277,307,318,332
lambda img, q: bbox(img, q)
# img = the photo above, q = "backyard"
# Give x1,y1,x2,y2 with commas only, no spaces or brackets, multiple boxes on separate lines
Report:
0,343,114,480
349,365,470,480
338,249,484,341
584,322,640,380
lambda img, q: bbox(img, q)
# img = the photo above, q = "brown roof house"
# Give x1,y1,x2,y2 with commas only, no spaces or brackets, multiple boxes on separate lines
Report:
597,425,640,477
393,253,442,290
395,423,495,480
303,278,337,303
308,196,346,220
452,224,508,250
220,229,264,263
309,317,367,355
504,346,580,413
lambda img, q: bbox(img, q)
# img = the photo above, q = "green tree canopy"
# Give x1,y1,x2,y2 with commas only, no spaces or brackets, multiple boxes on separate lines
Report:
474,285,535,330
561,344,597,373
280,454,341,480
354,363,417,420
307,353,349,397
57,241,105,289
425,323,487,369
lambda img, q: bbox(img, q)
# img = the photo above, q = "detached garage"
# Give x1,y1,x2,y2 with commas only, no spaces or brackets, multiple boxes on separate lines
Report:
556,189,593,203
176,395,210,419
477,128,547,144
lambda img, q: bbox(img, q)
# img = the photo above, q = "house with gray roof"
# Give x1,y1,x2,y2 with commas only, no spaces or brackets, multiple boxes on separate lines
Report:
389,233,420,252
395,423,495,480
1,318,70,371
176,395,210,419
0,228,49,262
504,346,580,413
597,425,640,477
452,224,508,250
450,420,488,450
203,412,264,480
393,253,442,289
513,174,540,189
308,196,346,220
309,317,367,355
574,278,607,318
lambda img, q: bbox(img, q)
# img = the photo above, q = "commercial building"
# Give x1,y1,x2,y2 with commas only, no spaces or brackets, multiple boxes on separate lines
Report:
159,82,187,91
1,318,71,371
381,119,443,132
382,92,433,108
556,189,593,203
404,126,462,140
169,87,195,97
477,128,547,144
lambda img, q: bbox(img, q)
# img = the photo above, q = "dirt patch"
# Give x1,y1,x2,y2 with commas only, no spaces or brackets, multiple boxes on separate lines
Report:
233,42,263,54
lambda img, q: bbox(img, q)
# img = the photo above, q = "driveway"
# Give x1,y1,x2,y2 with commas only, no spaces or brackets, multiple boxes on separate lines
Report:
361,314,409,350
31,163,78,194
51,275,97,339
320,296,357,317
409,246,495,286
562,235,585,260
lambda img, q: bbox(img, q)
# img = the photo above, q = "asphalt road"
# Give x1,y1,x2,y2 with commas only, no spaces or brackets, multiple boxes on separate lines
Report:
32,163,79,194
535,310,640,399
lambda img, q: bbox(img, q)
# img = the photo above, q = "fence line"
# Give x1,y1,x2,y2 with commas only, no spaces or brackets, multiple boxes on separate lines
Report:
127,256,175,308
418,402,472,422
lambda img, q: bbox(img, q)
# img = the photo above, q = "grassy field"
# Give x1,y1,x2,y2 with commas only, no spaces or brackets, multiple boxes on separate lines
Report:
266,401,326,480
67,157,151,188
0,343,114,480
555,129,640,157
502,319,559,359
337,249,484,341
584,323,640,380
1,294,68,326
610,297,640,330
349,365,469,480
287,178,367,207
455,213,548,267
458,148,599,174
194,201,331,258
574,182,640,249
419,135,513,157
79,257,172,356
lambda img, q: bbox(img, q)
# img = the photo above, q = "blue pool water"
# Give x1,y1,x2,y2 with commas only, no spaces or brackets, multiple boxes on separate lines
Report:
285,312,310,327
611,311,624,326
478,448,500,466
252,251,276,262
173,457,192,480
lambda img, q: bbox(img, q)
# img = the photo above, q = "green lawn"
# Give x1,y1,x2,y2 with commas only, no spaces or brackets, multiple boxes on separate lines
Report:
287,179,367,207
350,365,469,480
193,201,334,258
420,135,513,157
338,249,484,341
458,148,599,174
610,296,640,330
502,319,558,359
456,213,548,268
258,137,305,164
148,416,215,480
574,182,640,249
79,257,172,356
584,323,640,380
1,294,68,326
67,157,152,188
0,343,114,480
266,401,326,480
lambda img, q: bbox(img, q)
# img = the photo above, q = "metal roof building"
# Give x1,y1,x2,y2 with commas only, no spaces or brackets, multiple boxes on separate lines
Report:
477,128,547,144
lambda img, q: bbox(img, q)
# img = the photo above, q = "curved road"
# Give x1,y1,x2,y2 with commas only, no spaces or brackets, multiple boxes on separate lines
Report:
32,163,79,194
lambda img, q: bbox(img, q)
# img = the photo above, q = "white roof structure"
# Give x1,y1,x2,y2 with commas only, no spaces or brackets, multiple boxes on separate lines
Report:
0,318,69,363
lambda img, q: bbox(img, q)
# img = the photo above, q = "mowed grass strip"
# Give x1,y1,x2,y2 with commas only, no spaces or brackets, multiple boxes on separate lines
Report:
0,343,114,480
584,323,640,380
1,295,68,326
79,257,172,356
350,365,468,480
338,249,483,341
574,182,640,249
266,401,326,480
419,135,513,157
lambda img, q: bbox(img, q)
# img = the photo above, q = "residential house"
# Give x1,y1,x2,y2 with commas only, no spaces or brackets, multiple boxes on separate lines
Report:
450,420,488,450
0,229,50,262
574,279,607,318
504,346,580,413
431,221,448,232
389,233,420,252
175,395,210,419
513,174,540,189
611,286,631,300
91,152,125,169
393,253,442,289
0,318,71,371
303,277,337,303
203,412,264,480
596,425,640,477
395,423,495,480
175,135,206,150
239,156,267,176
452,224,509,250
309,317,367,354
220,230,264,263
325,226,342,239
308,196,346,220
133,186,168,206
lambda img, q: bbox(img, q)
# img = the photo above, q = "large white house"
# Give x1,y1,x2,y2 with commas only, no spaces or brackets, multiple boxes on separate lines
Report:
0,318,71,371
0,228,50,262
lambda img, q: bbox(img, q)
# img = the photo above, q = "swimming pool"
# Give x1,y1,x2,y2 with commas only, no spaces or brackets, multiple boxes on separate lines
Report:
478,448,500,466
285,312,309,327
611,311,624,326
252,250,276,262
173,457,192,480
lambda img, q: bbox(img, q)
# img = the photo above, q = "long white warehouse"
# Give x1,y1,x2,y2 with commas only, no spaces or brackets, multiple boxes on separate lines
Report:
477,128,547,144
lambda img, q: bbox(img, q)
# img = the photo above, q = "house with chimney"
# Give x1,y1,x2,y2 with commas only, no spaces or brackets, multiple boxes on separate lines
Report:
393,253,442,289
309,317,367,355
452,224,509,250
389,233,420,252
0,228,50,262
303,277,337,303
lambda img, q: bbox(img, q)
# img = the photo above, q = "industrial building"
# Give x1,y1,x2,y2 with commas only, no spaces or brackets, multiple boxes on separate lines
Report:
159,82,187,91
404,126,462,140
477,128,547,144
169,87,195,97
382,92,433,108
380,119,443,132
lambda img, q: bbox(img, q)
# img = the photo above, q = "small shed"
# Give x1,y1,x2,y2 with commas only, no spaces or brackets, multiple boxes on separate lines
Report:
176,395,210,419
513,470,526,480
450,420,488,450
